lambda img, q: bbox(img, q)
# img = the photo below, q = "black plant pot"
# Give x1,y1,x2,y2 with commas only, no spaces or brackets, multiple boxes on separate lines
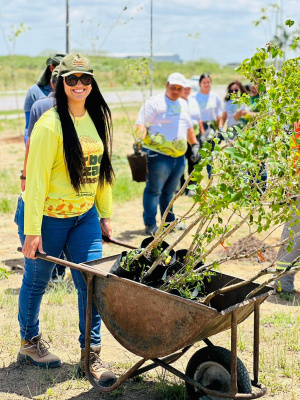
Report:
127,151,147,182
140,237,176,284
142,264,168,285
110,250,148,281
140,237,176,263
175,249,188,264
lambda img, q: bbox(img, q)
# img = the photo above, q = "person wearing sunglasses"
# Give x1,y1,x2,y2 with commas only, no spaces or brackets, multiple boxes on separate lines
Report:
24,53,67,146
16,53,116,387
222,81,249,140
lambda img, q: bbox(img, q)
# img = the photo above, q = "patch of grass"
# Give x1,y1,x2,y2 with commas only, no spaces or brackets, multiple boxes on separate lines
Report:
0,116,24,135
279,291,296,302
0,267,10,280
154,375,187,400
0,109,23,115
261,311,298,326
45,279,77,306
0,197,15,214
112,173,145,203
0,55,237,91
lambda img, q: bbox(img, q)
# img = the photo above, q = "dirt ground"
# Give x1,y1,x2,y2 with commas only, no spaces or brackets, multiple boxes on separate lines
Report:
1,130,300,399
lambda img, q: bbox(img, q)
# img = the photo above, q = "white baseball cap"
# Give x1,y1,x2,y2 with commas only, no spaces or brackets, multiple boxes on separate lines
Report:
184,79,192,88
167,72,186,87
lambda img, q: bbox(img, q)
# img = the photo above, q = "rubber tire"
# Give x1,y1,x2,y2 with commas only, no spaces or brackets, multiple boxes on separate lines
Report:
185,346,252,400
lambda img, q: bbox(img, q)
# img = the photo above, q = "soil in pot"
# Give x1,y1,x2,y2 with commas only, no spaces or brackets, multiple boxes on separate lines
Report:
110,250,149,282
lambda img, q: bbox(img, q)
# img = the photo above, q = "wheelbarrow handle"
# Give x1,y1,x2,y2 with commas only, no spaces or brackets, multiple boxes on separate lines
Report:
102,235,138,250
16,247,109,276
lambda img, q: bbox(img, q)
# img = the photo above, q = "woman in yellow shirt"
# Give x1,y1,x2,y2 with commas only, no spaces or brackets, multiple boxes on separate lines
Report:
16,53,116,386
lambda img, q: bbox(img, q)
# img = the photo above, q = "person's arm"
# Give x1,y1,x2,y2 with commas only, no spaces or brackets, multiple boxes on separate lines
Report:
216,95,223,129
136,124,147,140
27,106,38,138
21,138,30,192
217,115,223,129
233,110,242,122
199,119,205,135
187,127,198,145
24,124,59,237
135,101,157,139
100,218,113,241
24,88,34,142
95,181,113,241
22,124,58,259
222,111,228,125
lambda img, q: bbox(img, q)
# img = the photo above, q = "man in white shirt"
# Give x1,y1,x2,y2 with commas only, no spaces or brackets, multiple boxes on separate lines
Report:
136,73,199,235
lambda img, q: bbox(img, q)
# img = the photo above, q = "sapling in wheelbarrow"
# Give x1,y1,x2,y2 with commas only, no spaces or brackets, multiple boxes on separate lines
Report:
112,42,300,305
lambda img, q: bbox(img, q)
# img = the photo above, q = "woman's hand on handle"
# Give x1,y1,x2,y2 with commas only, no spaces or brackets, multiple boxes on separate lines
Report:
100,218,113,243
22,235,45,259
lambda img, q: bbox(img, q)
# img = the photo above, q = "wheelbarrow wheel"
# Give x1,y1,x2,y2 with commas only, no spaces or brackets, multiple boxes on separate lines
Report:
185,346,252,400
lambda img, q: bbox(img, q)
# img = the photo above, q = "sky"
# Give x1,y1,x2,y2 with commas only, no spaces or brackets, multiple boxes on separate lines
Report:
0,0,300,65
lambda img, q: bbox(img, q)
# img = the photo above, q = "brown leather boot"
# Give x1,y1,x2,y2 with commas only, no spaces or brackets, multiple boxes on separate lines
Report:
79,345,117,387
17,333,61,368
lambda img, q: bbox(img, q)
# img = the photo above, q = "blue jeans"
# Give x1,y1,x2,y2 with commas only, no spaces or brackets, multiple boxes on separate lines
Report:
15,195,66,280
15,198,102,348
143,150,185,226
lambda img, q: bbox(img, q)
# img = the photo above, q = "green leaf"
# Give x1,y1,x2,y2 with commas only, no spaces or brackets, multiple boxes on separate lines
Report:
231,191,243,202
199,149,208,158
187,184,197,190
223,147,244,162
285,19,294,27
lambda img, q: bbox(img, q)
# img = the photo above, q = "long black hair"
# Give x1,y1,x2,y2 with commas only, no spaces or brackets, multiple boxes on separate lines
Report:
55,76,114,192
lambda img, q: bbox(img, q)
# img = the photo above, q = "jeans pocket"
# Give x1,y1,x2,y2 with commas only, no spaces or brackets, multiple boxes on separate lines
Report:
14,194,23,225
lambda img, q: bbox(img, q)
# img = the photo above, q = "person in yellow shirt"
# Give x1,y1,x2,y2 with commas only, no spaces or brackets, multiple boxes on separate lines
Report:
16,53,116,387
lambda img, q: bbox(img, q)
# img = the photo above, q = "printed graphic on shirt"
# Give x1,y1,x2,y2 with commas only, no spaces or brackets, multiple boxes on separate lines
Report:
44,129,103,218
80,135,103,184
136,93,192,157
143,133,187,157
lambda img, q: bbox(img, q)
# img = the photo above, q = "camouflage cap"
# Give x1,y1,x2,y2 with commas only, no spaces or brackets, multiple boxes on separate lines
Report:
37,53,67,86
47,53,68,67
59,53,93,77
51,66,60,83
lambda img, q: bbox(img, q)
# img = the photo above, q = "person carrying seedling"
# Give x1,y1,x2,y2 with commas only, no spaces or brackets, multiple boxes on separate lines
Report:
136,72,200,236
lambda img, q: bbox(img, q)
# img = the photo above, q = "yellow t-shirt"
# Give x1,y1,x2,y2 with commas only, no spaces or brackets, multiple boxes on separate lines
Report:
23,108,112,235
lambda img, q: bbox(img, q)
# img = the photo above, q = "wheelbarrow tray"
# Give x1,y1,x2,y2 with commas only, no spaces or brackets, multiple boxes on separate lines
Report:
85,256,273,359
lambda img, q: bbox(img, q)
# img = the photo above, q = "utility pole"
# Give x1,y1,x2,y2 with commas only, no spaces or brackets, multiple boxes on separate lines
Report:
66,0,70,53
150,0,153,96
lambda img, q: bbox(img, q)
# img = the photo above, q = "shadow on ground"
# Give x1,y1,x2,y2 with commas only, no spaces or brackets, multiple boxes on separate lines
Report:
0,362,76,399
2,257,24,274
0,362,164,400
116,229,146,243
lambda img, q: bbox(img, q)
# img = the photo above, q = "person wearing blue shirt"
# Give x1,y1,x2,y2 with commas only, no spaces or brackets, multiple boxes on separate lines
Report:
23,53,66,145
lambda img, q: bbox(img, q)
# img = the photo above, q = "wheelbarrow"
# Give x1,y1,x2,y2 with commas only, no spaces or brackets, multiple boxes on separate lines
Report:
18,242,273,400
